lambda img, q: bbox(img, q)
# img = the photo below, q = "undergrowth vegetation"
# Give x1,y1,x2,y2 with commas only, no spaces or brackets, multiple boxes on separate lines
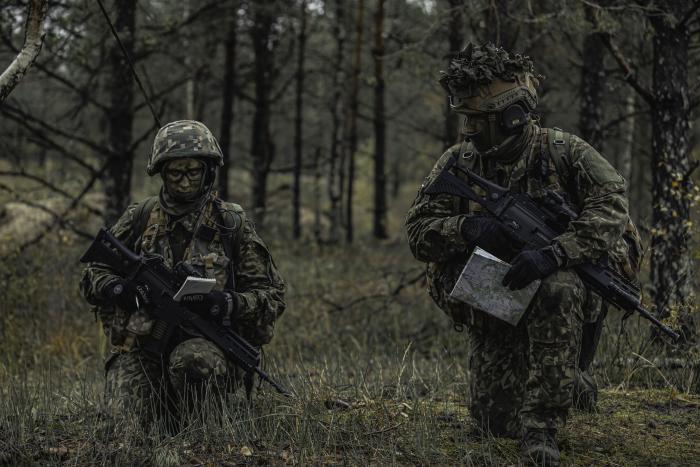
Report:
0,181,698,465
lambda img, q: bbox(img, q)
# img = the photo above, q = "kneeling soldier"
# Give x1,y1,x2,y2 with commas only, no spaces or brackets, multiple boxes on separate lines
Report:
405,44,641,466
80,120,286,426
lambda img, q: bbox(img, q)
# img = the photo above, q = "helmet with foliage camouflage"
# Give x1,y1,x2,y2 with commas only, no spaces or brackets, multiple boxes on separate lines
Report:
439,42,541,114
147,120,224,176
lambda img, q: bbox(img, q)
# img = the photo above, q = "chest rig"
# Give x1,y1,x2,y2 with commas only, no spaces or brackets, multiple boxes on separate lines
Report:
452,127,642,281
134,196,244,291
453,127,568,215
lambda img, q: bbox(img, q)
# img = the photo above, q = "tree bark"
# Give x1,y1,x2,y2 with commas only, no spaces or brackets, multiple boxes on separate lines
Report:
327,0,346,243
485,0,516,50
104,0,137,226
372,0,387,239
0,0,48,105
443,0,464,150
249,0,276,227
648,2,695,345
313,147,322,243
579,5,606,151
618,90,635,183
183,0,195,119
293,0,307,239
218,3,237,200
345,0,365,243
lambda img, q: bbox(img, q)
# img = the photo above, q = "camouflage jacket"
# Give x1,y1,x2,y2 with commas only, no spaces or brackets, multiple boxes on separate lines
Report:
80,196,286,348
405,126,641,324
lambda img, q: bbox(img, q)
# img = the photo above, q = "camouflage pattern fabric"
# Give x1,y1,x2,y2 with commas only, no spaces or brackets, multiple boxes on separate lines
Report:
80,196,286,348
467,270,584,436
147,120,224,176
105,338,239,427
81,195,285,421
104,349,172,427
405,124,629,435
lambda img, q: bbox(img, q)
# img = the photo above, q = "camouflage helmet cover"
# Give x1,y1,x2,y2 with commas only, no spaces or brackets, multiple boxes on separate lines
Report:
147,120,224,176
439,42,542,113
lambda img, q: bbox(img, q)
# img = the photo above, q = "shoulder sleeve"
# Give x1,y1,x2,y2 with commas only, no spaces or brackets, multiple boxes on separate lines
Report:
79,202,139,305
553,135,629,265
232,217,286,346
404,146,469,263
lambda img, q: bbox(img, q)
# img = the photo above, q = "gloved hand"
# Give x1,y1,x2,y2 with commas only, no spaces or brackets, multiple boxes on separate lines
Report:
461,215,523,260
101,277,144,310
181,290,237,323
502,247,560,290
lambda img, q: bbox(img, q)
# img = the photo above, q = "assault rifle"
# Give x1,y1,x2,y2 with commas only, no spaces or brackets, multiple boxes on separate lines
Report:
424,154,679,341
80,228,291,396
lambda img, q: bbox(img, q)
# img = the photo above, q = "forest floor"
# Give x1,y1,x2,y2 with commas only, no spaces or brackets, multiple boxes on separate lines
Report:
1,195,698,466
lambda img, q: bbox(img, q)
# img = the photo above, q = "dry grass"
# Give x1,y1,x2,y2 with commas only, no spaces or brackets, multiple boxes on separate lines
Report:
0,171,698,465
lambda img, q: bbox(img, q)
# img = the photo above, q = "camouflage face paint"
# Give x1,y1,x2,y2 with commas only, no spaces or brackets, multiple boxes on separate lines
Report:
163,158,206,201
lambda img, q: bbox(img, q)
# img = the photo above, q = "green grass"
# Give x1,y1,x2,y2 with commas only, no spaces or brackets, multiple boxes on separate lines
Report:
0,171,698,465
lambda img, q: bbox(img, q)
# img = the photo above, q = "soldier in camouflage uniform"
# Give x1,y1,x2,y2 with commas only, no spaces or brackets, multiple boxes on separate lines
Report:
81,120,286,427
405,44,641,466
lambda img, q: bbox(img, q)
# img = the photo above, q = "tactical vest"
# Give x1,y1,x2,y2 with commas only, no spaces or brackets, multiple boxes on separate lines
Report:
451,127,643,280
132,195,245,291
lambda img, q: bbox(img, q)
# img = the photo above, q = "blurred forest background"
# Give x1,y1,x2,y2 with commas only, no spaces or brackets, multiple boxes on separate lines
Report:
1,0,699,465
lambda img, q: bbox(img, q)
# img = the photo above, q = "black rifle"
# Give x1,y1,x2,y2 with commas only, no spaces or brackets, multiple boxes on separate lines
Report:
80,228,291,396
424,154,679,341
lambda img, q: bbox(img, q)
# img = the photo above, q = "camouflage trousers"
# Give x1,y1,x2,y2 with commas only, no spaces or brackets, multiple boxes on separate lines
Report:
466,269,585,437
104,337,239,427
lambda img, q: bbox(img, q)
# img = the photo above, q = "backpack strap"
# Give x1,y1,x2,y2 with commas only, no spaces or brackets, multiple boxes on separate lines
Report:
545,127,573,189
213,198,245,292
452,140,477,214
131,196,158,253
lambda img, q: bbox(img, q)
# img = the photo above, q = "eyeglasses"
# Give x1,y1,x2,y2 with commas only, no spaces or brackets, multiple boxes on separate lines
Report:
165,167,205,182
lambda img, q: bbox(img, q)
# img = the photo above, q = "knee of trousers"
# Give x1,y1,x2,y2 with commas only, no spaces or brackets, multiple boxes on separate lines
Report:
168,337,229,387
527,269,586,342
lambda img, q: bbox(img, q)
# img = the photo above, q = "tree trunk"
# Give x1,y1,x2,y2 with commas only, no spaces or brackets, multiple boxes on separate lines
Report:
372,0,387,239
218,3,237,200
327,0,346,243
486,0,516,50
649,1,696,344
443,0,464,150
104,0,136,226
0,0,48,105
249,0,275,227
293,0,307,239
345,0,365,243
183,0,195,119
579,5,606,151
649,3,695,345
313,147,322,243
618,90,636,183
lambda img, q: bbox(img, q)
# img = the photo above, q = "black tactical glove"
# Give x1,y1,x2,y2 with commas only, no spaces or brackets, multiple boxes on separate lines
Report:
502,247,560,290
101,277,145,310
461,215,523,260
181,290,237,325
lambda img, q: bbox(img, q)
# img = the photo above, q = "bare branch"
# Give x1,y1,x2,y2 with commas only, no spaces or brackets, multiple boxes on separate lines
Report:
0,0,49,104
1,103,115,159
599,33,655,105
0,182,94,240
679,0,700,28
9,159,110,255
0,170,102,217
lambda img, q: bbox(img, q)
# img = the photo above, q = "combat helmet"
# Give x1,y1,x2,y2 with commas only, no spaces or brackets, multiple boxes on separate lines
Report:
147,120,224,176
439,43,542,153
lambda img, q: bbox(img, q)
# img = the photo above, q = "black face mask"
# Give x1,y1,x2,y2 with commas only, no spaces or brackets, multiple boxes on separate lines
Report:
462,105,530,157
